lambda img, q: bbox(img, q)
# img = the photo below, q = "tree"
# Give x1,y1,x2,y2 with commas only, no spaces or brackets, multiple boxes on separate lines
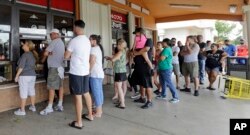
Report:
215,21,236,42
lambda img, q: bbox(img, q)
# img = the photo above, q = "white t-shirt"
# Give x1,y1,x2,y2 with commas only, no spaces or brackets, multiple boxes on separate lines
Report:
67,35,91,76
172,46,180,64
184,44,200,63
90,46,104,78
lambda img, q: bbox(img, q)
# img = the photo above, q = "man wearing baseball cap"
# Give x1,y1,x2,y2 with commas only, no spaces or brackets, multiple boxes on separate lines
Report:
40,29,65,115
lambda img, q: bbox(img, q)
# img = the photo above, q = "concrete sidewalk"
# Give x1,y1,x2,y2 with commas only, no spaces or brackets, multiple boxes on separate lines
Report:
0,77,250,135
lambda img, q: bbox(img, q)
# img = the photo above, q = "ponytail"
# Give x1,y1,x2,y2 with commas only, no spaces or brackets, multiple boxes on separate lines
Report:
90,34,105,64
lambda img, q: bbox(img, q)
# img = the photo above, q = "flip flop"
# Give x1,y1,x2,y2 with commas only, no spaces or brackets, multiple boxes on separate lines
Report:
82,114,93,121
68,121,83,130
115,104,125,109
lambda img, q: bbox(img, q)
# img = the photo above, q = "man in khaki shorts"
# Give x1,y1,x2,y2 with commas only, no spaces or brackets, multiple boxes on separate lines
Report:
40,29,65,115
180,35,200,96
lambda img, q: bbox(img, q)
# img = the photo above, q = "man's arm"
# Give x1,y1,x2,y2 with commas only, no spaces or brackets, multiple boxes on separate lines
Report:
64,50,72,60
133,46,150,56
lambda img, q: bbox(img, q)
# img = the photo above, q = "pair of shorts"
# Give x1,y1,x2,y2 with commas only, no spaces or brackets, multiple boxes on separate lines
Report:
114,73,127,82
182,62,199,78
18,76,36,99
47,68,63,90
90,77,104,107
132,69,153,88
206,67,220,73
69,74,89,95
173,64,180,76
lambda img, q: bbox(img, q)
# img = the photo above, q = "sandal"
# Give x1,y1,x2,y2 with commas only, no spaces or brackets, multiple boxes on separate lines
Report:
82,114,93,121
68,121,83,130
115,104,125,109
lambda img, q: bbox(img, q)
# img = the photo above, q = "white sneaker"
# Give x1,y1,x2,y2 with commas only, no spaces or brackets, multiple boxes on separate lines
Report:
169,98,180,103
29,106,36,112
40,107,54,115
54,105,64,112
130,92,140,99
14,109,26,116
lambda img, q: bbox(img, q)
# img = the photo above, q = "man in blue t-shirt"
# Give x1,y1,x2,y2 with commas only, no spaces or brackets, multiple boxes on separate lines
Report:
223,39,236,57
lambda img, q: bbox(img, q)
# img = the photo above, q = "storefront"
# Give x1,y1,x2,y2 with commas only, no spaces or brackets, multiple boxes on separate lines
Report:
0,0,76,112
111,11,129,51
0,0,75,84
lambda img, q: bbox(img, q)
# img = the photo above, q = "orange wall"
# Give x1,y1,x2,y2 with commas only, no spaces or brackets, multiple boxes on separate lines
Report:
93,0,156,30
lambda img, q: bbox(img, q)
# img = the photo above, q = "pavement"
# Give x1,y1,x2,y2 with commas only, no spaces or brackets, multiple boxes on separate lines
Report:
0,74,250,135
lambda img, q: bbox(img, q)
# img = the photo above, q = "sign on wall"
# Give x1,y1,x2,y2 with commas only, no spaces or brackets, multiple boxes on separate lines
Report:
111,11,127,24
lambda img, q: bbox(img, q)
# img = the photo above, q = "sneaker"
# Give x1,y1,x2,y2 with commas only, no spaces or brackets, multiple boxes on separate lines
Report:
14,109,26,116
54,105,64,112
200,82,204,85
194,90,199,96
155,95,167,100
153,89,160,95
180,88,191,92
130,92,140,99
141,101,153,109
29,105,36,112
169,98,180,103
40,107,54,115
134,97,146,103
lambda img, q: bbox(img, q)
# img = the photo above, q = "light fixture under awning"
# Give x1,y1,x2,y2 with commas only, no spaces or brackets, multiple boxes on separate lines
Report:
169,4,201,9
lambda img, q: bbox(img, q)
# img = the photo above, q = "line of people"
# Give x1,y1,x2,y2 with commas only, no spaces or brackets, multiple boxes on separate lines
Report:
13,20,247,129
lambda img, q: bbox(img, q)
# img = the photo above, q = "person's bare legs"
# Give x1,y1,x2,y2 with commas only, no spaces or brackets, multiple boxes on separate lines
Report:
20,99,27,112
74,95,83,127
209,71,218,88
184,75,190,88
153,72,161,91
112,83,118,100
95,106,102,118
83,92,94,120
48,89,55,105
146,88,152,102
116,82,125,107
30,96,35,107
194,77,199,90
140,86,146,98
58,86,64,102
122,81,127,97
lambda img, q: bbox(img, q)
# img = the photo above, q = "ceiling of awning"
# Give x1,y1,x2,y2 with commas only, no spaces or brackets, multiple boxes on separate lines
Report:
141,0,246,22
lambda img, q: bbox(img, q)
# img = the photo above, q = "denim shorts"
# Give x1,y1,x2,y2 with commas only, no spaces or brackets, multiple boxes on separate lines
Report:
206,67,220,73
90,77,104,107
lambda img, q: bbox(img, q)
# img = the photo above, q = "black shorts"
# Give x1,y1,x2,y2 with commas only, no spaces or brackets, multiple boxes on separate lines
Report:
114,73,127,82
132,69,153,89
69,74,89,95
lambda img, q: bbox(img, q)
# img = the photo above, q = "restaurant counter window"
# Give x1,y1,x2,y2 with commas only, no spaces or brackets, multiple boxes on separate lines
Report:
0,5,12,84
19,10,47,78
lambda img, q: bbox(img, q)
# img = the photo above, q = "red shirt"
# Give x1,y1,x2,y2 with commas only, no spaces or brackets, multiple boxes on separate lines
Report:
237,45,248,57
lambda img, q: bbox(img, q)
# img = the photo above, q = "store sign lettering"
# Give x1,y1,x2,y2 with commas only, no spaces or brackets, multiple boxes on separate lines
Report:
111,11,127,23
112,22,122,29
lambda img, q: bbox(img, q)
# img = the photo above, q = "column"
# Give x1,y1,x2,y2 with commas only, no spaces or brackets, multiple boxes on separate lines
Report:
242,5,250,79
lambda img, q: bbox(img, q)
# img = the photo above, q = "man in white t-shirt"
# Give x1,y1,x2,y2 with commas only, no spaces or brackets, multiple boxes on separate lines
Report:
180,35,200,96
65,20,93,129
171,38,180,89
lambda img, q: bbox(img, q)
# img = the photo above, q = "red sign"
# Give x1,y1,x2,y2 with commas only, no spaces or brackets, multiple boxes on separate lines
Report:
51,0,74,13
17,0,47,7
111,11,127,24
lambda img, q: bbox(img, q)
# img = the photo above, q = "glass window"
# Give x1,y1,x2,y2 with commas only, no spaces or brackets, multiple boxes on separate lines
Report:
0,61,12,84
19,10,47,36
53,16,74,38
0,33,10,61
